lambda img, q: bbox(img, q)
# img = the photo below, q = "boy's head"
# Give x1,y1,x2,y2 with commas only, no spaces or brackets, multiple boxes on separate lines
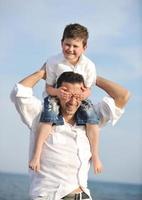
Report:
61,23,89,65
61,23,89,47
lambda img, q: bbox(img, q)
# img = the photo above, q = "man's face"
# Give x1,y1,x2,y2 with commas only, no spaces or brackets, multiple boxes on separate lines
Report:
61,38,86,65
59,82,83,117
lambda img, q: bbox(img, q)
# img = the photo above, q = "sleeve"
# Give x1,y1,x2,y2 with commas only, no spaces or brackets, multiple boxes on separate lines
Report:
10,84,42,129
85,60,97,88
45,59,57,86
94,96,125,128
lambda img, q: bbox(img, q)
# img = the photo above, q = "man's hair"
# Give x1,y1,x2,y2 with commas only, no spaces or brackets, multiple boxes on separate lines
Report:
56,71,85,88
61,23,89,47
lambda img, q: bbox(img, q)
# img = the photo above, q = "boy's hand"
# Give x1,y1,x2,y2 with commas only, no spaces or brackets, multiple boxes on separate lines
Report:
57,87,71,101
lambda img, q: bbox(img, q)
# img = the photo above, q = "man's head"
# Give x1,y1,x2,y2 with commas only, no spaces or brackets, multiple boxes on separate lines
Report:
61,23,89,65
56,72,85,116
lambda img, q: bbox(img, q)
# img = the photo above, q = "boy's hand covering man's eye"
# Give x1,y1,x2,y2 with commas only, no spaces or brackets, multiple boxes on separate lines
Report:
73,93,82,101
80,86,91,100
57,87,71,101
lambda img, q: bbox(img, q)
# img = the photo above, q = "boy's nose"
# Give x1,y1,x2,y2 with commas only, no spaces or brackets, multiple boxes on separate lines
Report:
68,46,73,52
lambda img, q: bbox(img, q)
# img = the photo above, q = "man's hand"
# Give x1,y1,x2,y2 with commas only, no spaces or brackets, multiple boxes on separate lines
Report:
19,62,47,88
40,62,47,80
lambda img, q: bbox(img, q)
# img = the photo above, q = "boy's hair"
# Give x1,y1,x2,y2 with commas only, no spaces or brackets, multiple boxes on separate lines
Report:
56,72,85,88
61,23,89,47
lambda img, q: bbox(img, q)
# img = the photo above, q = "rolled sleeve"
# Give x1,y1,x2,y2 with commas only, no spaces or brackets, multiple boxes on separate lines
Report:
15,84,33,97
95,96,124,127
10,84,42,129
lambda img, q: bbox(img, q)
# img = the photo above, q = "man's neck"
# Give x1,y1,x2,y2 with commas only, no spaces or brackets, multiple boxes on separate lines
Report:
63,114,75,125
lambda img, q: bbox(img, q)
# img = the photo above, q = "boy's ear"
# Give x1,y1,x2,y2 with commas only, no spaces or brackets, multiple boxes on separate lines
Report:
83,44,87,51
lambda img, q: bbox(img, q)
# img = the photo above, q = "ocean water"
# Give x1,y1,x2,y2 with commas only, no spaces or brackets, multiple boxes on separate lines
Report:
0,173,142,200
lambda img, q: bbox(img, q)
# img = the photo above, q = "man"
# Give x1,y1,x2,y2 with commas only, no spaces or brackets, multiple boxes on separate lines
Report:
11,65,130,200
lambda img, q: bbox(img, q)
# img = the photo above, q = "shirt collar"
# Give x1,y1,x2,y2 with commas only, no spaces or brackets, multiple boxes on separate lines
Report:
60,53,85,66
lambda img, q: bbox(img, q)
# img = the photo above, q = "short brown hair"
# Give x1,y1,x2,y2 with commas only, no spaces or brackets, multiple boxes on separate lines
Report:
56,71,85,88
61,23,89,47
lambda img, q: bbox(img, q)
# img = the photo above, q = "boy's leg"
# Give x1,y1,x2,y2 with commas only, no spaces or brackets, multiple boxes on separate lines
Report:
40,96,64,125
29,96,63,172
29,122,52,172
76,100,103,174
86,124,103,174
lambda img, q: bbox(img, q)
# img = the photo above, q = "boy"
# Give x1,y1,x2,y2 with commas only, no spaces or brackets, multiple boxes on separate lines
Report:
29,23,102,174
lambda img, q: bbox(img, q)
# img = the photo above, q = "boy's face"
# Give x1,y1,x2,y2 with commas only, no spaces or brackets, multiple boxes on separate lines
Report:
61,38,87,65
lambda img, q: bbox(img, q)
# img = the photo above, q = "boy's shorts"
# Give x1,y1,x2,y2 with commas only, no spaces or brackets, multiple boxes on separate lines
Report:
40,96,100,125
76,99,100,125
40,96,64,125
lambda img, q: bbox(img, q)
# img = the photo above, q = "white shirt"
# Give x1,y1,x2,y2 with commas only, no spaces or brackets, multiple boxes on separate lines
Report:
10,84,124,200
46,53,96,88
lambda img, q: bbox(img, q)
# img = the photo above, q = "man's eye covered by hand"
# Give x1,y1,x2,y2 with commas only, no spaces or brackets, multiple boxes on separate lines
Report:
62,93,83,101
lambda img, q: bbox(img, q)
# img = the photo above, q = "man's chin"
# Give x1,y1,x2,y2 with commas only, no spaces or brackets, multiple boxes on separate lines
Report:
66,110,74,115
66,109,76,115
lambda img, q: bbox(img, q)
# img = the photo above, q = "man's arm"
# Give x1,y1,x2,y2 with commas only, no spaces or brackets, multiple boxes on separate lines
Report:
96,76,130,108
11,64,46,128
19,63,46,87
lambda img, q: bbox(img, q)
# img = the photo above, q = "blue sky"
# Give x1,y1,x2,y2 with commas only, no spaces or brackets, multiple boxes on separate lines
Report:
0,0,142,184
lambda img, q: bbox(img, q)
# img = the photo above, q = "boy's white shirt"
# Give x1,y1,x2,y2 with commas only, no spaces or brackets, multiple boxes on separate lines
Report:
11,84,124,200
45,53,96,88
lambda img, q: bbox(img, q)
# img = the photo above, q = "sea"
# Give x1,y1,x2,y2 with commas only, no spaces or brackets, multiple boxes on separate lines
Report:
0,172,142,200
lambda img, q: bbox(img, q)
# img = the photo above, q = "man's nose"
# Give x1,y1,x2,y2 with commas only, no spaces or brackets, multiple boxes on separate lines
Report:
68,96,76,104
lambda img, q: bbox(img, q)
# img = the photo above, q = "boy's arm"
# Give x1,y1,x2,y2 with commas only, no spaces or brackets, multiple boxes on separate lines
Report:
46,85,59,96
96,76,130,108
80,86,91,100
47,85,71,100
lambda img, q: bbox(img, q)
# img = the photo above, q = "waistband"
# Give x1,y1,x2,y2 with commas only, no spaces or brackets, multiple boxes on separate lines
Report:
62,191,90,200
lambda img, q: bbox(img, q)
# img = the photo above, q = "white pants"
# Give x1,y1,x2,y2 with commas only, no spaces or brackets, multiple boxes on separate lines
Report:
32,197,49,200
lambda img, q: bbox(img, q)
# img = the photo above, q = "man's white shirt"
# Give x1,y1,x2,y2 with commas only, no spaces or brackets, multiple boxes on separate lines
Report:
11,84,124,200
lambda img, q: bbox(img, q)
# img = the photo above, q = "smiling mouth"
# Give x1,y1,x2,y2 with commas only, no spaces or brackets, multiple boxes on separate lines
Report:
66,52,74,55
67,105,74,109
